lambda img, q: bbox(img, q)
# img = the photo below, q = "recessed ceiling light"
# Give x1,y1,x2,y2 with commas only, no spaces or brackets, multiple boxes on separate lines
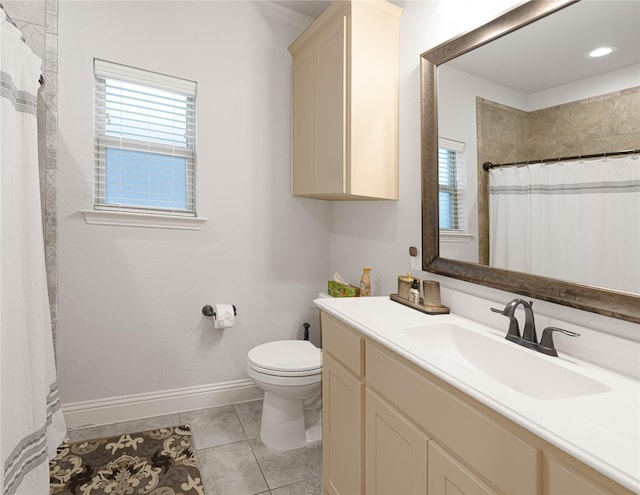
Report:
586,45,618,58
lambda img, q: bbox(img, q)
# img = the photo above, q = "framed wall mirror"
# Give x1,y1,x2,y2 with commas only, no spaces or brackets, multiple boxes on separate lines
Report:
421,0,640,324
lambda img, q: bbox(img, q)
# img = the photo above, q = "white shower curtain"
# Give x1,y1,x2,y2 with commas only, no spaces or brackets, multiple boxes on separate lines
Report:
1,10,66,495
490,155,640,293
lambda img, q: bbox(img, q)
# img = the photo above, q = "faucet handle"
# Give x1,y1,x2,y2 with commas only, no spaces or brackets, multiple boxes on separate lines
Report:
539,327,580,357
490,305,521,342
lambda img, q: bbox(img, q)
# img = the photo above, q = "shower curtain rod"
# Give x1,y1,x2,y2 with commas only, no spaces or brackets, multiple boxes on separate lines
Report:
0,2,45,86
482,148,640,171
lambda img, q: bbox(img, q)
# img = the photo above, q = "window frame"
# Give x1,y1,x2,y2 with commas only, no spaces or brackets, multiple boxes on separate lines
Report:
92,59,201,224
438,137,466,233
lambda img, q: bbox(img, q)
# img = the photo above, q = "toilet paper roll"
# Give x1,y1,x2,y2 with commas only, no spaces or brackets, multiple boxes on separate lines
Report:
213,304,235,329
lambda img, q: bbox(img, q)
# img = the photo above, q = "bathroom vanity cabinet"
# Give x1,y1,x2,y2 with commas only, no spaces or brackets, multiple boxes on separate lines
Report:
288,1,402,200
321,312,365,494
320,311,635,495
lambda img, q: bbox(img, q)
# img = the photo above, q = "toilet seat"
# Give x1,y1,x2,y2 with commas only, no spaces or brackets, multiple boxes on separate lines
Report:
247,340,322,377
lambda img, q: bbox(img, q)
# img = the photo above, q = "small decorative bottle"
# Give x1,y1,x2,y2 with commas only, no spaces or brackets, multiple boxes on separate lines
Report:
359,267,371,297
408,278,420,304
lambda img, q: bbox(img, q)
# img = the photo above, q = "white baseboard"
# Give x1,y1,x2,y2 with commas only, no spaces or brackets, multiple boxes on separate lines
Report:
62,379,263,429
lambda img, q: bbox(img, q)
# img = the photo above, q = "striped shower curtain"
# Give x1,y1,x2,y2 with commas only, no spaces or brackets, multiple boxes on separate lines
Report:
489,155,640,294
1,9,66,495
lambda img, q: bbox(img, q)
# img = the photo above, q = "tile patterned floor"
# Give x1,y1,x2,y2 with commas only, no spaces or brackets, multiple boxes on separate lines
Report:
64,400,322,495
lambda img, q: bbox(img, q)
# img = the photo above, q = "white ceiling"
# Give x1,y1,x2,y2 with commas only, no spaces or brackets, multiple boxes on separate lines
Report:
435,1,640,93
274,0,639,94
270,0,331,18
271,0,403,19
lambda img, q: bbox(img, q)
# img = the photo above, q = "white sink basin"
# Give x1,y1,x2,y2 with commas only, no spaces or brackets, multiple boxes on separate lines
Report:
401,323,611,400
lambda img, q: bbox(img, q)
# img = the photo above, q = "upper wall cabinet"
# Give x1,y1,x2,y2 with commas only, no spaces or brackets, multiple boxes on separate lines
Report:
288,1,403,200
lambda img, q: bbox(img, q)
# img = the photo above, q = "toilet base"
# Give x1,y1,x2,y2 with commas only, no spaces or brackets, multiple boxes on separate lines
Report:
260,391,322,451
305,423,322,444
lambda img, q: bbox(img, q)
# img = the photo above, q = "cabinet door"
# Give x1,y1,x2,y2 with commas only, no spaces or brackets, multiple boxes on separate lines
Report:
313,13,346,195
365,390,429,495
428,442,498,495
291,42,314,196
546,457,613,495
323,353,364,495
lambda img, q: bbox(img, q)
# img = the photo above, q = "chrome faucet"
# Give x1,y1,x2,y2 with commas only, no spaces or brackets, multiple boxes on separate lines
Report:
491,299,579,356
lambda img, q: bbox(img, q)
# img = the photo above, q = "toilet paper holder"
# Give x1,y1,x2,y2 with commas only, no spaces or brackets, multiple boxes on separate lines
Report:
202,304,237,318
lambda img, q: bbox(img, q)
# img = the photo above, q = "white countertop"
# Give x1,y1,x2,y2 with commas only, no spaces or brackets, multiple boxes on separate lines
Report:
315,296,640,493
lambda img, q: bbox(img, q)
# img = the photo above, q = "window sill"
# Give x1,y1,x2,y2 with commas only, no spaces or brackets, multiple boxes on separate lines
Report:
80,209,208,231
440,231,475,243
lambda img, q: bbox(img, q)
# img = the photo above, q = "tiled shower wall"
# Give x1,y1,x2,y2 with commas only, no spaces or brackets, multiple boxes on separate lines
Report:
4,0,59,349
477,87,640,164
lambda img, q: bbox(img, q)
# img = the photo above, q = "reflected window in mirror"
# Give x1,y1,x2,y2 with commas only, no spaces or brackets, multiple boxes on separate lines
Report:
438,138,466,232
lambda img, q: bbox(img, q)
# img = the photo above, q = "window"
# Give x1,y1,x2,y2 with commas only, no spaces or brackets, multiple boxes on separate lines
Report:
438,138,465,231
94,59,197,216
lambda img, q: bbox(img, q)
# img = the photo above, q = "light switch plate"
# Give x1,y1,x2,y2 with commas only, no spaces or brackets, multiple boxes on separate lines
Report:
409,246,420,270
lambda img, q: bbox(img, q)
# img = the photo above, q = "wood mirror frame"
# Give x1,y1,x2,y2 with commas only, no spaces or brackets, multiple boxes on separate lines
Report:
420,0,640,325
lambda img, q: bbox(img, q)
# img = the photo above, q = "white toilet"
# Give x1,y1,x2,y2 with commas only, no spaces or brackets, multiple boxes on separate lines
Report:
247,340,322,450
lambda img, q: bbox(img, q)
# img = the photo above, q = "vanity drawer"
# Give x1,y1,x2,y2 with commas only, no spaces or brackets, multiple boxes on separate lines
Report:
366,342,538,494
321,312,364,377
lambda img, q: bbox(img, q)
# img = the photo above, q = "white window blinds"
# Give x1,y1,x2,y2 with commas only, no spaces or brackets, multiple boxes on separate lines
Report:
94,59,197,216
438,137,466,231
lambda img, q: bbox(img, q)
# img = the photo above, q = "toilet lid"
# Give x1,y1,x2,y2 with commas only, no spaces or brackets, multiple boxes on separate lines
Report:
248,340,322,374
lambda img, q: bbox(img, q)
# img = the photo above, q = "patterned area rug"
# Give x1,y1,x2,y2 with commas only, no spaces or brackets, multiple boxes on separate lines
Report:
49,425,205,495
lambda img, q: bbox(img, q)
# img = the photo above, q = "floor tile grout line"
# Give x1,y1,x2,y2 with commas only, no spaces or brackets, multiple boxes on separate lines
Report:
193,438,270,495
246,436,272,493
232,403,252,441
230,402,270,489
